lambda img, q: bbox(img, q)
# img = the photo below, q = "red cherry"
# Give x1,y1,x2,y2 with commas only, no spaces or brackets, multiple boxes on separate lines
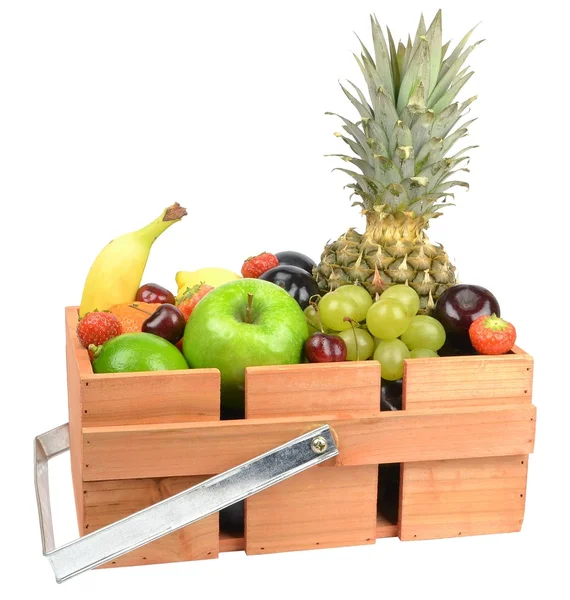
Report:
304,332,347,363
136,283,176,305
142,304,186,344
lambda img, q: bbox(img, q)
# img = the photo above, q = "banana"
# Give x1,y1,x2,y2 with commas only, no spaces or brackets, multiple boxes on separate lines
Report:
79,203,187,316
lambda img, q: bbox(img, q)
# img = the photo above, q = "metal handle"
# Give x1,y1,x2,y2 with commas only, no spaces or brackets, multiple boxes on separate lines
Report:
35,423,338,583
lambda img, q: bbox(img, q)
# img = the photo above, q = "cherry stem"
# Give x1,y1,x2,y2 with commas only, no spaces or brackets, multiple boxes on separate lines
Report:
344,317,359,361
128,303,153,315
245,293,254,324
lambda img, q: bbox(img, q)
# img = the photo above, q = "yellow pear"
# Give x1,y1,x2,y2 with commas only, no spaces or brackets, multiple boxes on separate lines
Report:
175,268,241,298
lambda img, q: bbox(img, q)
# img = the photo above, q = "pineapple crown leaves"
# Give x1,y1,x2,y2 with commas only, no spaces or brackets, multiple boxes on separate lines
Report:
330,10,483,219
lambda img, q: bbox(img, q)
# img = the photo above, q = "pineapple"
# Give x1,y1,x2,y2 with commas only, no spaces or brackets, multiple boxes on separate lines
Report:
314,11,482,312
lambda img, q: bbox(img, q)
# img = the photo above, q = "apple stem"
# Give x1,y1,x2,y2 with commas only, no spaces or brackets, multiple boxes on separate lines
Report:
344,317,359,361
128,303,153,315
245,293,254,324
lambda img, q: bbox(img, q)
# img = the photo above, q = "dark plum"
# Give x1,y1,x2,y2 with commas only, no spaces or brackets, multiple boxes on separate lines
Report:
136,283,176,305
142,304,186,344
259,264,320,310
275,251,317,275
434,284,500,347
438,341,478,357
304,332,347,363
220,501,245,535
381,378,402,411
377,463,401,524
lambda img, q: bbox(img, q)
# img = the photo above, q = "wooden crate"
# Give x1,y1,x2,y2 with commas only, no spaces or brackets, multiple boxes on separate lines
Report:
65,306,535,566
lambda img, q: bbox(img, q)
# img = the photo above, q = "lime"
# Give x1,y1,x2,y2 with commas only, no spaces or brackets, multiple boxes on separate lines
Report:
92,333,188,374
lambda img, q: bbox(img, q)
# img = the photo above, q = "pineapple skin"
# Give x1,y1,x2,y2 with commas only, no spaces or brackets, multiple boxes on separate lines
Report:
314,212,456,313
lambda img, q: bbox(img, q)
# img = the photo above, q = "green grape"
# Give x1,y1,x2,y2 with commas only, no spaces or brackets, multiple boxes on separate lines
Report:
380,284,420,317
338,327,375,361
304,305,322,335
373,336,383,350
335,285,373,321
304,305,321,329
307,323,321,336
374,339,410,381
410,348,439,358
400,315,446,351
366,298,411,339
319,292,360,331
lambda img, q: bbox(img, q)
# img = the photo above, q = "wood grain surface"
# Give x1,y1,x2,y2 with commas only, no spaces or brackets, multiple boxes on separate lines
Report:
84,477,219,567
245,361,379,555
82,404,536,481
399,346,533,541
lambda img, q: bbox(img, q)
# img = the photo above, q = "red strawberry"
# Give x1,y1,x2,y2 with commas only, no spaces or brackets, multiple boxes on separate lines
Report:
177,284,214,322
241,252,279,278
468,314,517,355
77,311,122,349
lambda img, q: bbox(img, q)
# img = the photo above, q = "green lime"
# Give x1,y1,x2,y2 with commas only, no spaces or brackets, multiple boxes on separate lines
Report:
92,333,188,374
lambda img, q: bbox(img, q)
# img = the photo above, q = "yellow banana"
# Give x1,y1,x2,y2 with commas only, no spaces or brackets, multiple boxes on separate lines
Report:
79,203,187,316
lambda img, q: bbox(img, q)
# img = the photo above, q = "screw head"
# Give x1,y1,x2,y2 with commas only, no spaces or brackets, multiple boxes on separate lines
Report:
311,436,328,454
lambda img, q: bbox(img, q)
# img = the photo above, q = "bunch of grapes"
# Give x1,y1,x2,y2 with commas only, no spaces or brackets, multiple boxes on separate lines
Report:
304,284,446,380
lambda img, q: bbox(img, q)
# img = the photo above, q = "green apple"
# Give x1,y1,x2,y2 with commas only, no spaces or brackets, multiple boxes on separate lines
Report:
183,278,309,410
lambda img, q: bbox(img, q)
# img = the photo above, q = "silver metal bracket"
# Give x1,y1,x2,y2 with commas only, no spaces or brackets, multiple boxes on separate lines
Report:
35,423,338,583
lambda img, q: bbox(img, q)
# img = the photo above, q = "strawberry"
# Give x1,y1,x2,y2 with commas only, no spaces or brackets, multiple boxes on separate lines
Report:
241,252,279,278
177,284,214,322
468,314,517,355
77,311,122,349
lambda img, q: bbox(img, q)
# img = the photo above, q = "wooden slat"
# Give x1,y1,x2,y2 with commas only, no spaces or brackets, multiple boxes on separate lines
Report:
219,514,397,554
245,362,379,555
399,455,528,540
403,352,533,410
400,348,533,541
84,477,219,567
246,466,378,554
245,362,381,417
81,369,220,426
82,404,536,481
66,307,86,528
66,304,223,566
376,513,398,539
66,306,220,427
188,519,394,557
219,532,244,553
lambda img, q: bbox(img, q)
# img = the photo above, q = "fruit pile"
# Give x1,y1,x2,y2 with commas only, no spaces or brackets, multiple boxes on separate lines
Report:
76,215,517,412
74,11,521,416
305,283,445,380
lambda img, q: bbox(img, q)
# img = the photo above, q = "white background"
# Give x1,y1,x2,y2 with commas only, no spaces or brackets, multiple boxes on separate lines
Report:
1,1,567,598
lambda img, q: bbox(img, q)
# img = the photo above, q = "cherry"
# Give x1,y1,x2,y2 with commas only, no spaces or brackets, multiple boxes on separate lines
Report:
136,283,176,305
304,332,347,363
141,304,186,344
